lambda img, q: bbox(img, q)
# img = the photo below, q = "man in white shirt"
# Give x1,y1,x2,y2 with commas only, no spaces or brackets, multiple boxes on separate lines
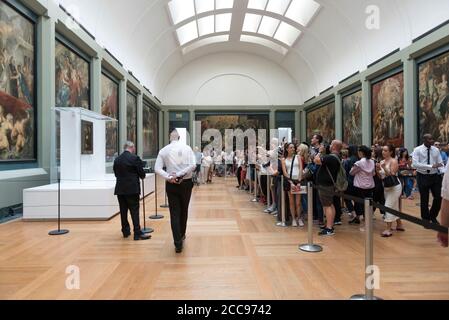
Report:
412,134,444,225
437,163,449,247
155,129,196,253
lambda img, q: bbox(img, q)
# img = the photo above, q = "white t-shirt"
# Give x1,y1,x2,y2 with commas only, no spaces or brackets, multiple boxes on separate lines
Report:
443,163,449,201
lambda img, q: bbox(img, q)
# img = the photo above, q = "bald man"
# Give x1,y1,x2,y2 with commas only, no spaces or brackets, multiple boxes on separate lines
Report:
314,140,343,236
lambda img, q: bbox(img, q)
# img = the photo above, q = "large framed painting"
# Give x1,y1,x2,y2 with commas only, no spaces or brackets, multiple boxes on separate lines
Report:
126,90,137,147
55,38,90,109
142,101,158,159
418,49,449,142
342,89,362,146
0,1,36,162
101,72,119,162
306,101,335,145
371,71,404,147
81,120,93,155
195,113,269,150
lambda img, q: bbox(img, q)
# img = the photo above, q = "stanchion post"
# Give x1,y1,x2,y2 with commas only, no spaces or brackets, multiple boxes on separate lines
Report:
267,174,271,209
252,167,258,202
150,174,164,220
49,177,69,236
277,175,287,227
299,182,322,252
350,198,382,300
141,178,154,233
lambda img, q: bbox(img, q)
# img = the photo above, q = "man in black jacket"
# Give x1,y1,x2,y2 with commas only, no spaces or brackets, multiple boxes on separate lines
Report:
113,141,151,241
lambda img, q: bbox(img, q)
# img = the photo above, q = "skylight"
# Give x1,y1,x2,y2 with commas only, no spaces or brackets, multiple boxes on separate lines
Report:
266,0,290,15
195,0,214,14
258,16,280,37
215,13,232,32
176,21,198,46
243,14,262,33
248,0,268,11
215,0,234,10
168,0,321,55
285,0,320,27
168,0,195,25
198,15,215,36
274,21,301,46
182,35,230,55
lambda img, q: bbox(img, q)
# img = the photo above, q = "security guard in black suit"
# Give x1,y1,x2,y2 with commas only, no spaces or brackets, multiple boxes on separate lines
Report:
113,141,151,241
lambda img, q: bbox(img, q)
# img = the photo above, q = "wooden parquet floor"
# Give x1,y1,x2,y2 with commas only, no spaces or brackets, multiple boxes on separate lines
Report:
0,177,448,300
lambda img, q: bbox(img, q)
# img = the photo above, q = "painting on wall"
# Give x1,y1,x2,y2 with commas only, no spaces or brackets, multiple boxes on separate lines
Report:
195,113,269,150
418,50,449,142
142,103,158,159
0,2,35,162
81,120,93,155
101,73,119,162
342,90,362,146
372,72,404,147
306,102,335,145
55,40,90,109
126,91,137,146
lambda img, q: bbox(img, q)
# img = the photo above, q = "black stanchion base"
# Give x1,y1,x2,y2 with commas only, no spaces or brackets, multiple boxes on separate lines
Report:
149,214,164,220
142,227,154,234
49,229,69,236
160,204,169,208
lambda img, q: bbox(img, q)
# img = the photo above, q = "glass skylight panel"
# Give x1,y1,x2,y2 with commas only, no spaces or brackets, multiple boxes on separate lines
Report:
198,15,215,36
274,21,301,46
266,0,291,15
195,0,214,14
285,0,320,26
168,0,195,25
215,13,232,32
240,35,288,55
242,13,262,33
216,0,234,10
176,20,198,45
258,16,280,37
182,35,229,55
247,0,268,10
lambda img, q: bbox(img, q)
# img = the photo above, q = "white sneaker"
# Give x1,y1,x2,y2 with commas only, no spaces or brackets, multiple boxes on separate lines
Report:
297,219,305,227
271,210,278,215
292,220,298,227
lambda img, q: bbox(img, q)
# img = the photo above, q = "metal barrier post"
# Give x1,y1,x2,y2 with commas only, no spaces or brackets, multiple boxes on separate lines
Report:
351,198,382,300
252,168,258,202
299,182,323,253
277,176,287,227
267,174,271,209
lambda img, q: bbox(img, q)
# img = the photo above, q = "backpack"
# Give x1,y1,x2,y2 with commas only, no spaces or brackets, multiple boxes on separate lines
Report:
325,154,348,193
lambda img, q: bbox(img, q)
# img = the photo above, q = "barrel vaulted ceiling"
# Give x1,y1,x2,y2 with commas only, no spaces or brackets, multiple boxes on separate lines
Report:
54,0,449,104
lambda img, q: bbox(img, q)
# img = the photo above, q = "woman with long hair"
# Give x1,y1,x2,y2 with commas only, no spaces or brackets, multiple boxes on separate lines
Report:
377,145,405,237
282,143,304,227
398,148,414,200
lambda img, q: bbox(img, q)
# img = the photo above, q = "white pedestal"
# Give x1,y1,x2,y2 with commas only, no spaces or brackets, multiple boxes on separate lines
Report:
23,174,155,221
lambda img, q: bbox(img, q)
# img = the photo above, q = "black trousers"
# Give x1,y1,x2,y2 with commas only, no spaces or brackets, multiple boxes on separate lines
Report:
236,166,242,186
417,173,443,221
117,194,141,235
353,187,374,217
166,179,194,248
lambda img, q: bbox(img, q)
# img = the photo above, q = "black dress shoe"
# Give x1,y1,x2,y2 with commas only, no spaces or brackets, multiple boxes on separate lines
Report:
134,233,151,241
122,231,131,238
431,219,440,225
175,246,183,253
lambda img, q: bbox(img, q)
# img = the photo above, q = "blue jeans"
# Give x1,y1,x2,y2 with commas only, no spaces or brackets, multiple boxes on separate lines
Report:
401,176,414,197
